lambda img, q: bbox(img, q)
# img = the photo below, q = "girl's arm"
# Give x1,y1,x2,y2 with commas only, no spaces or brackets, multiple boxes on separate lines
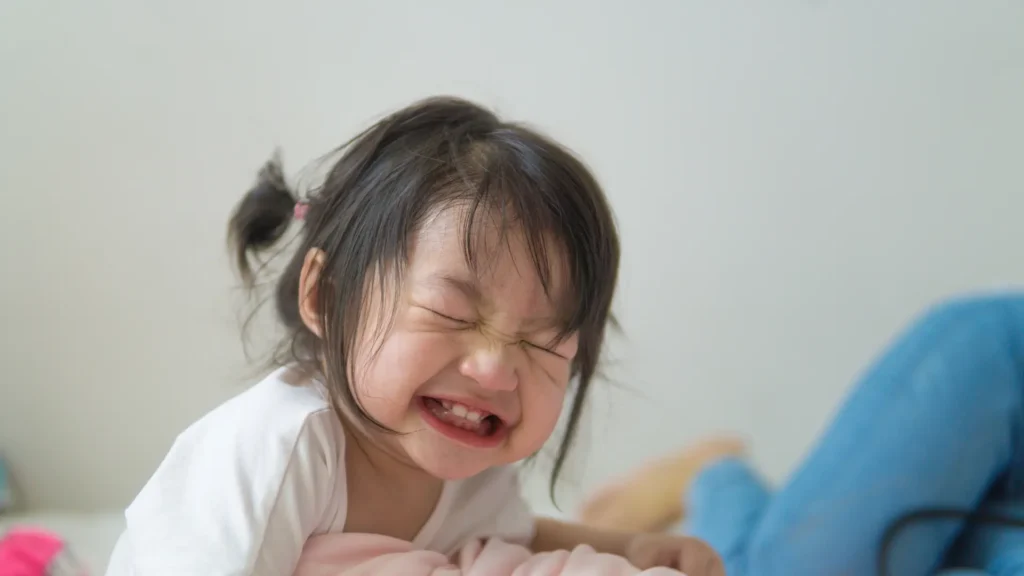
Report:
531,517,633,555
531,516,726,575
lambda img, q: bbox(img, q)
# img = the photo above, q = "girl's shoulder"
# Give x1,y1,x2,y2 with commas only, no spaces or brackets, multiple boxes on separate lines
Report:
163,364,344,485
174,365,343,468
191,365,333,429
136,365,347,526
112,367,348,574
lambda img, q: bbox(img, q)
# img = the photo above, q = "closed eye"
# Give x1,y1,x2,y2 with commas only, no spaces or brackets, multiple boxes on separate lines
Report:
427,308,473,326
522,340,567,360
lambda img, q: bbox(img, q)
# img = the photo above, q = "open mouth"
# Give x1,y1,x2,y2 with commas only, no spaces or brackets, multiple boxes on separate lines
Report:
419,397,507,448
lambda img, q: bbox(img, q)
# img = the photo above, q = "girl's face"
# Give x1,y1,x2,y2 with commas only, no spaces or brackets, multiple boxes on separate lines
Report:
348,206,578,480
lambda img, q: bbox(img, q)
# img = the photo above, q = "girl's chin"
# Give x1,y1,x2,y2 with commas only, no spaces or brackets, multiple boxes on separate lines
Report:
402,443,505,481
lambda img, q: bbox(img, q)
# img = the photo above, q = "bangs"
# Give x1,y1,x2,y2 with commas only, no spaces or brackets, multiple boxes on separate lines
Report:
437,133,616,345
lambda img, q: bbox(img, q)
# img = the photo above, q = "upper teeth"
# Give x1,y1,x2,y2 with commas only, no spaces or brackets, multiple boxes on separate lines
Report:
442,400,485,423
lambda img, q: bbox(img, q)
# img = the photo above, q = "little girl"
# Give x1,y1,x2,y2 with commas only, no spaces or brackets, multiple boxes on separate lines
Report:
104,97,723,575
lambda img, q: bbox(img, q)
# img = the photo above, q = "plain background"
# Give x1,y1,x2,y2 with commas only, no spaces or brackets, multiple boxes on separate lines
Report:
1,0,1022,512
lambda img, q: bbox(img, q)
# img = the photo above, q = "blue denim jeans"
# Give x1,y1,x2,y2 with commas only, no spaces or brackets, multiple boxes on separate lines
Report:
683,295,1024,575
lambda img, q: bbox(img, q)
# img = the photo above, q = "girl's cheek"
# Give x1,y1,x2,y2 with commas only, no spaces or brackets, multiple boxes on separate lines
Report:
532,379,570,416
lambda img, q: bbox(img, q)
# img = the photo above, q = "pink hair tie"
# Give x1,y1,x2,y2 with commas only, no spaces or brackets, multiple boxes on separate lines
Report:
293,202,309,221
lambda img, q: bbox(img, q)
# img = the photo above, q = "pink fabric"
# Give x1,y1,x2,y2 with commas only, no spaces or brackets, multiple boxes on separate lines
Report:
294,533,685,576
0,528,74,576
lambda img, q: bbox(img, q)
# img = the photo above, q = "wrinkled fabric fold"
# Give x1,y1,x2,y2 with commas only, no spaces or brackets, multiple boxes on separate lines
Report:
293,533,685,576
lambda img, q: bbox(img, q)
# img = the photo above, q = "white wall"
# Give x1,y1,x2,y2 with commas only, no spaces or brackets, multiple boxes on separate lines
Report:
1,0,1022,512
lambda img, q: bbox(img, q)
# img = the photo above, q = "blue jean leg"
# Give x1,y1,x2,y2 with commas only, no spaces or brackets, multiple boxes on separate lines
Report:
685,295,1024,576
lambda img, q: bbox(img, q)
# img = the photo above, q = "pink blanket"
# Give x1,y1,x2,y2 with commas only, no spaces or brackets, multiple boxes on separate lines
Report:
294,533,685,576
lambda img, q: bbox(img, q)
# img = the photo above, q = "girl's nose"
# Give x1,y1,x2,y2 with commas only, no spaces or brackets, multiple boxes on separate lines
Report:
459,343,519,391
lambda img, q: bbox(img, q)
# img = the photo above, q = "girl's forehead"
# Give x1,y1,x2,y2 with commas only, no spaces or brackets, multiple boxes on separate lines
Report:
410,206,570,309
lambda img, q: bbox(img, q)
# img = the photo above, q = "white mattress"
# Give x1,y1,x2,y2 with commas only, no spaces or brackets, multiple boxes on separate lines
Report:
0,511,124,575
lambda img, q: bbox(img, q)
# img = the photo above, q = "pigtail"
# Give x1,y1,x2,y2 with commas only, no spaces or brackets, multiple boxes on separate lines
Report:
227,153,298,287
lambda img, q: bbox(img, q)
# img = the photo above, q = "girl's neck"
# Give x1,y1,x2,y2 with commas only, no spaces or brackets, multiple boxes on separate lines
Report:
340,422,445,541
342,420,442,491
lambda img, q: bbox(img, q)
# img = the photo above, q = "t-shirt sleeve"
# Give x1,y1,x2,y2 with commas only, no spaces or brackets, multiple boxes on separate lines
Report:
118,398,340,576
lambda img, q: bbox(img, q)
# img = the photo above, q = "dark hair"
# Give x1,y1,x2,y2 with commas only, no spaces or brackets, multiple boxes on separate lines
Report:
227,96,620,496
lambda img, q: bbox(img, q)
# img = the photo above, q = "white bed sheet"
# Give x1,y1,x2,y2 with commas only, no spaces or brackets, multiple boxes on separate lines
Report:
0,511,124,575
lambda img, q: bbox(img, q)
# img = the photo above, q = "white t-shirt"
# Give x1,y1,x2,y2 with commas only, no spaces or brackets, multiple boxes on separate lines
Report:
105,366,535,576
